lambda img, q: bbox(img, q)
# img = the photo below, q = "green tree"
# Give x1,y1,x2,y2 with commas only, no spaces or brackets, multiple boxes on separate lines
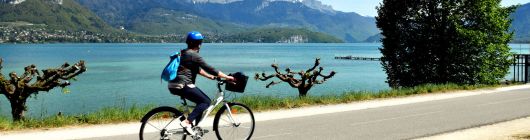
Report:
376,0,516,88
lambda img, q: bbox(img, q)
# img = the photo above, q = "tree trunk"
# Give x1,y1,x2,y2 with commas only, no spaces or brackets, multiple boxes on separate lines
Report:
9,99,26,121
298,88,309,97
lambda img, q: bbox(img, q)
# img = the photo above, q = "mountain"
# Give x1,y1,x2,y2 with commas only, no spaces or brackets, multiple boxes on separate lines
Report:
192,0,378,42
364,34,382,43
76,0,379,42
0,0,115,33
192,0,335,13
124,8,246,35
512,3,530,42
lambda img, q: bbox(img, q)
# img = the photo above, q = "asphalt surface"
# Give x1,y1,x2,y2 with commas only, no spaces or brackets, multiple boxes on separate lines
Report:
82,88,530,140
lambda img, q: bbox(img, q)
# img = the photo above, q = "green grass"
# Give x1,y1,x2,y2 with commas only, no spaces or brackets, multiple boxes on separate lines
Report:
0,83,509,131
235,83,498,112
513,133,530,139
0,105,154,131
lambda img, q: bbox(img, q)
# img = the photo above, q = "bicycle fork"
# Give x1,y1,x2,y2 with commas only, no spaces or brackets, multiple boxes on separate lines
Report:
224,103,241,127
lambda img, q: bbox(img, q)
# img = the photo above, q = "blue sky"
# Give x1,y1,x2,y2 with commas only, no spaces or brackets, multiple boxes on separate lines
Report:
319,0,530,17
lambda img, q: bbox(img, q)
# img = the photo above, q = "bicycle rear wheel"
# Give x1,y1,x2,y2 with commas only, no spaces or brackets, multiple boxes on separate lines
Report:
140,106,187,140
213,103,255,140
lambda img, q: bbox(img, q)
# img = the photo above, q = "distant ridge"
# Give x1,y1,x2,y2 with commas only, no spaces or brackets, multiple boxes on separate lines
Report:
76,0,379,42
512,2,530,43
0,0,115,33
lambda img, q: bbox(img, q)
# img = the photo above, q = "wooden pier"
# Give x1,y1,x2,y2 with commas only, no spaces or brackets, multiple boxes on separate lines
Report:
335,56,381,61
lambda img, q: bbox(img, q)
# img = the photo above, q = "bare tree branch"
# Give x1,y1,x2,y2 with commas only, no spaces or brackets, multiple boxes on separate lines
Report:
27,61,86,93
271,64,282,74
314,80,324,84
59,61,86,80
0,58,3,71
319,71,336,80
305,58,321,73
9,72,19,83
286,68,303,76
256,58,335,97
255,72,276,81
0,59,8,96
266,81,281,88
0,58,87,121
307,70,319,86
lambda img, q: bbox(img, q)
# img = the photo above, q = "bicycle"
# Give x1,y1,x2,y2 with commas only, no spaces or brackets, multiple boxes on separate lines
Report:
139,78,255,140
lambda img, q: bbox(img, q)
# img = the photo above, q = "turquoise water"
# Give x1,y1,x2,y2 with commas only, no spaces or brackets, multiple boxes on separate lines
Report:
0,43,386,117
0,43,528,118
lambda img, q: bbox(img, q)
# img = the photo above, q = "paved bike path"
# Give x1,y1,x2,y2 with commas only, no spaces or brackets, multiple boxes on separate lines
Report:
251,87,530,140
1,85,529,140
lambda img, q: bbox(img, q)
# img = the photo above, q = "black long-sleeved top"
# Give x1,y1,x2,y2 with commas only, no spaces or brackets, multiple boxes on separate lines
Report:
169,49,219,85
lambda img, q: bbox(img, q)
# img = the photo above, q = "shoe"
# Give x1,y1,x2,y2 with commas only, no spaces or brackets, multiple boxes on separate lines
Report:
180,121,196,136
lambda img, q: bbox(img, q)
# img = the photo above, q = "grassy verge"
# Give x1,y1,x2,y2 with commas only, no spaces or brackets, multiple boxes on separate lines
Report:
235,83,499,112
514,133,530,139
0,83,513,131
0,105,153,131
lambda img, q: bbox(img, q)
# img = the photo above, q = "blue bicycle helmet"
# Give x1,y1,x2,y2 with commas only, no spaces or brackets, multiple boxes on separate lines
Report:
186,31,204,42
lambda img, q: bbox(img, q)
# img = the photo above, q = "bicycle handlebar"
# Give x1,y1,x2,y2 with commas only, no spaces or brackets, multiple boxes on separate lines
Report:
214,77,237,92
214,76,223,82
214,77,235,83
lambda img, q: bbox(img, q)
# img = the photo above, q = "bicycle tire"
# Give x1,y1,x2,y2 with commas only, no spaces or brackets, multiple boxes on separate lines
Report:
213,102,255,140
140,106,187,140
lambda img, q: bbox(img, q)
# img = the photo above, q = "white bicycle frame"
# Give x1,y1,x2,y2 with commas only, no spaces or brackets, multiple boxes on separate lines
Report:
185,81,238,127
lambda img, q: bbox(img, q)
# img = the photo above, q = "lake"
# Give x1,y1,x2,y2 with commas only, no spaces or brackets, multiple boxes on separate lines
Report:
0,43,528,118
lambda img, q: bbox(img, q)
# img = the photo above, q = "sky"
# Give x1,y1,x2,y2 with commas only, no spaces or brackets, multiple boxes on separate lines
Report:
319,0,530,17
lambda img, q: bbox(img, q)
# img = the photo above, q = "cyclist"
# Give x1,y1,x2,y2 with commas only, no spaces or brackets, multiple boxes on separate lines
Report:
168,31,235,136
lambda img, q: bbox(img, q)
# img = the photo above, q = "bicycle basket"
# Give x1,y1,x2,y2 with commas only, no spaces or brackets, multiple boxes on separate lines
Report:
225,72,248,93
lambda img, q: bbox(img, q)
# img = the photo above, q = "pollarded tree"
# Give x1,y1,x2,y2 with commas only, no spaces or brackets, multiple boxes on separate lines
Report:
377,0,516,88
255,58,336,97
0,58,87,121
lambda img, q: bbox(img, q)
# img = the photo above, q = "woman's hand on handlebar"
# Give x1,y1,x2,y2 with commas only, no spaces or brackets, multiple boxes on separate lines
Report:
217,71,235,82
225,76,235,81
214,76,236,85
213,76,234,81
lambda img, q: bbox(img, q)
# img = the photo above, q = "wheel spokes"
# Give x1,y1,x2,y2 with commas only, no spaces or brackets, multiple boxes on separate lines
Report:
215,104,254,140
141,110,186,140
147,122,162,131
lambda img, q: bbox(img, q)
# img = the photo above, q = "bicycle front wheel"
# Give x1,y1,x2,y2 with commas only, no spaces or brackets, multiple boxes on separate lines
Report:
213,103,255,140
140,106,187,140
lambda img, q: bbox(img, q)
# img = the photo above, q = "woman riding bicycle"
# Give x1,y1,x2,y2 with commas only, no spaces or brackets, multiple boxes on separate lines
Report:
168,31,234,136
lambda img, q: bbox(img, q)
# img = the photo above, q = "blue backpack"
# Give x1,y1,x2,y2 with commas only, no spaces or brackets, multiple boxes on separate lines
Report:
161,51,181,81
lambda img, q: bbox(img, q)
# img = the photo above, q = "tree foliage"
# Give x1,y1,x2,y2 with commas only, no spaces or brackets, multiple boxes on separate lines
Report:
376,0,516,88
0,58,87,121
